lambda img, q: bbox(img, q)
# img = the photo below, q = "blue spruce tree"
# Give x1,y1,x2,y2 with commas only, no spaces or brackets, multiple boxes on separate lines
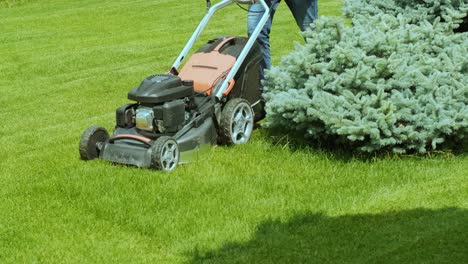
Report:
263,0,468,153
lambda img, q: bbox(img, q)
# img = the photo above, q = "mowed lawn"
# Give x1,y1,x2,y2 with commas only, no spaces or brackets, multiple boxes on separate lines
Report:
1,0,467,263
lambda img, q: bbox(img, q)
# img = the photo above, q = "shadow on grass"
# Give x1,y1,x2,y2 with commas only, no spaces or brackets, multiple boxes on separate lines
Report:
257,127,467,162
189,208,468,263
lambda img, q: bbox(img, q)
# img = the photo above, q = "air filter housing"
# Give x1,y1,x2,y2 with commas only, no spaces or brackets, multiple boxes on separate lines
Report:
128,74,194,104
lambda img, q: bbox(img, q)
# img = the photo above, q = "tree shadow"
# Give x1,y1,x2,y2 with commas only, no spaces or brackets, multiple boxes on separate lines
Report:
188,208,468,263
257,127,467,162
256,127,388,162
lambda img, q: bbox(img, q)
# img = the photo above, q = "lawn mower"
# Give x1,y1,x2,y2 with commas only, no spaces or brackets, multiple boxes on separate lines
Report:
79,0,271,171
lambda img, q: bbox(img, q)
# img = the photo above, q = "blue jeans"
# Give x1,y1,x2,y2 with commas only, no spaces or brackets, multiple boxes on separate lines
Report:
247,0,318,87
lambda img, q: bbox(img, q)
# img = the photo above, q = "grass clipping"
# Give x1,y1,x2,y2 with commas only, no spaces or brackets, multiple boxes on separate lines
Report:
263,11,468,153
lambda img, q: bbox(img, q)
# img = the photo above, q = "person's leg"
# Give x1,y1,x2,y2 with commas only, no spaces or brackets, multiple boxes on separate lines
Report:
285,0,318,32
247,0,280,85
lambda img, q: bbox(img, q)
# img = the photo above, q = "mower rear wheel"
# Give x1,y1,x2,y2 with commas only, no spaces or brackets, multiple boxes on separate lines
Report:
151,136,179,171
219,98,254,145
79,126,109,160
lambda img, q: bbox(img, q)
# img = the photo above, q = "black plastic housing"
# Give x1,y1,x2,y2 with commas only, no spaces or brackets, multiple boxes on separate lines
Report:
128,74,193,104
116,104,136,128
162,100,185,132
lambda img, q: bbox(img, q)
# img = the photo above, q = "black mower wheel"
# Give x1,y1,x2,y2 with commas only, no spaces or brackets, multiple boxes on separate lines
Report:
150,136,179,171
79,126,109,160
219,98,254,145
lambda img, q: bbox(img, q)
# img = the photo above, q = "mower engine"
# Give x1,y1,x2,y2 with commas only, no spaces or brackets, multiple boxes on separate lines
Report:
117,74,194,134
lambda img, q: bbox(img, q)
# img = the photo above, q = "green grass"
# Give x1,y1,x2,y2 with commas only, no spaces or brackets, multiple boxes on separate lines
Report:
0,0,31,8
1,0,467,263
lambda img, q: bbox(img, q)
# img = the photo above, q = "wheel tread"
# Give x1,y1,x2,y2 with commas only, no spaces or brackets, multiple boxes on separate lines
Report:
79,126,109,160
218,98,253,145
150,136,179,171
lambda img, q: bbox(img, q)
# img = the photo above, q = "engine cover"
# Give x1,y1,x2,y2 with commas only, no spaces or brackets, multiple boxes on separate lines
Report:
128,74,194,104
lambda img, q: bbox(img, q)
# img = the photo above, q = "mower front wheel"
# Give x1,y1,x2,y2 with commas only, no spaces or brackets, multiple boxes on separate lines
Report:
219,98,254,145
150,136,180,171
79,126,109,160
